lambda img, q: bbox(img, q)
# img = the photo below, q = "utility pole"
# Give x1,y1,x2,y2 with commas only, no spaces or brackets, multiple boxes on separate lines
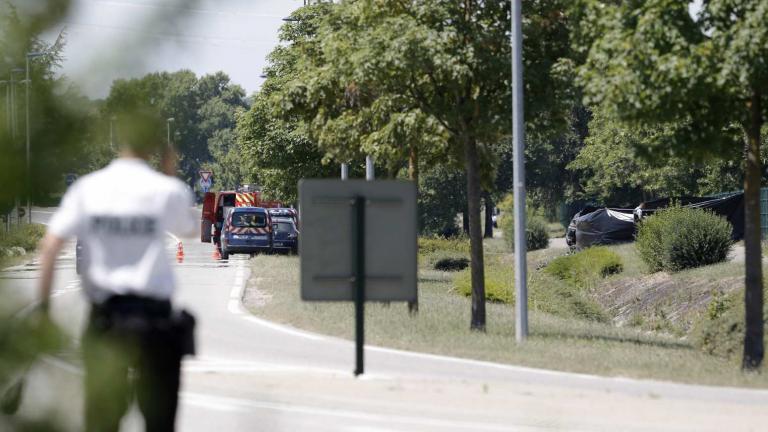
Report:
166,117,175,149
25,52,45,224
511,0,528,342
341,163,348,180
109,115,116,150
365,156,374,181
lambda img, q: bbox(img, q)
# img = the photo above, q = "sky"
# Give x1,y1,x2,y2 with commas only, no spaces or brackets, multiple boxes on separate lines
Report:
39,0,304,98
37,0,703,100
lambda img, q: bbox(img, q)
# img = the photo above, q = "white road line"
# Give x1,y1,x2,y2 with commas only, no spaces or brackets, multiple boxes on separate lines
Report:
227,260,324,341
178,392,531,431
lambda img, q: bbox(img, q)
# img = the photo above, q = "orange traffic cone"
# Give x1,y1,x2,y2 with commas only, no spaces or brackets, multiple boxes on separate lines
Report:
176,242,184,263
212,245,222,260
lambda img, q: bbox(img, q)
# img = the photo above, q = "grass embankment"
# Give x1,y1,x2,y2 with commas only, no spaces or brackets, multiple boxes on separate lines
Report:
245,236,767,387
0,224,45,268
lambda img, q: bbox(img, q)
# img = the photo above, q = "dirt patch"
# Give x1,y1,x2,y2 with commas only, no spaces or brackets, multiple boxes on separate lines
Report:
243,276,273,309
596,272,743,333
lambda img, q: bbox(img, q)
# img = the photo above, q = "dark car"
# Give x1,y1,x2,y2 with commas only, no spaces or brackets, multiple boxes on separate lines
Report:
271,217,298,254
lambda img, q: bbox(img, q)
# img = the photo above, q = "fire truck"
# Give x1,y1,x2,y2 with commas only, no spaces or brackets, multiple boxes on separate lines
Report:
201,190,283,245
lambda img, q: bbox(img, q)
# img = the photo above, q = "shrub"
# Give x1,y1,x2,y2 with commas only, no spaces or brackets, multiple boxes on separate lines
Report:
434,257,469,272
692,288,768,361
454,259,513,303
545,246,623,288
453,256,608,322
636,207,733,272
0,224,46,252
498,194,550,252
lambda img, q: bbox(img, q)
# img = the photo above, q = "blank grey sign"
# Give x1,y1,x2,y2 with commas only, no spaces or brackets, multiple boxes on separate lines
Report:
299,179,417,302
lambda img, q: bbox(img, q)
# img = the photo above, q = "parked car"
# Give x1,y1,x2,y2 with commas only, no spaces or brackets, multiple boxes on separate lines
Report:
271,217,299,254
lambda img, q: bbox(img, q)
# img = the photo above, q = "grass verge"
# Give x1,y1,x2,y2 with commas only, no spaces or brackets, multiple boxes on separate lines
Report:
244,238,767,387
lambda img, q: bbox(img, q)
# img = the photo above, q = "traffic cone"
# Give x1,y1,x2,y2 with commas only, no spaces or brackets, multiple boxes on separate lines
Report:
212,245,221,260
176,242,184,263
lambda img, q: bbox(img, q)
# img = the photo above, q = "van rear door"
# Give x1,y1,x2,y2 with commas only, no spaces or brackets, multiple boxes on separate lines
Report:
201,192,216,242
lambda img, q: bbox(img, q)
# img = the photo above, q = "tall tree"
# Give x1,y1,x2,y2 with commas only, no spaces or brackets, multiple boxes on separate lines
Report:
577,0,768,369
275,0,573,330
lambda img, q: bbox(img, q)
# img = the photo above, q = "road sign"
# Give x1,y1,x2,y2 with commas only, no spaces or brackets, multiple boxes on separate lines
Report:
299,179,417,376
65,173,77,187
199,170,213,182
299,180,417,302
199,178,212,193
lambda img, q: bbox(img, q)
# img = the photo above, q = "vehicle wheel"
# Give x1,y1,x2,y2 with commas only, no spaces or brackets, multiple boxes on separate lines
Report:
291,246,298,255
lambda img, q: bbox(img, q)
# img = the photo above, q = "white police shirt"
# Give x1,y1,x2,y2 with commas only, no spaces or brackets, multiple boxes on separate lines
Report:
48,158,197,304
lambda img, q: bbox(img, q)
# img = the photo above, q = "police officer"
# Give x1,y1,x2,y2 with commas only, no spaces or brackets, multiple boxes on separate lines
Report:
37,110,197,432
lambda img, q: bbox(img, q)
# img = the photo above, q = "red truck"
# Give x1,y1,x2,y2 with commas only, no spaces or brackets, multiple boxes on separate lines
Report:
201,191,283,244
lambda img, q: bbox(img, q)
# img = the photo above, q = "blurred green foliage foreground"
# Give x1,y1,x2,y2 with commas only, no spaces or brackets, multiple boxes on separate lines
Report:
1,1,73,430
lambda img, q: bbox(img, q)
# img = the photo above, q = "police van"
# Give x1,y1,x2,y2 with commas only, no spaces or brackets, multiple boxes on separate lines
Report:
220,207,272,259
201,190,282,247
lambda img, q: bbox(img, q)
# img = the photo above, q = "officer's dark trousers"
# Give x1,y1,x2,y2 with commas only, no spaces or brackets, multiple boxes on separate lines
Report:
83,296,181,432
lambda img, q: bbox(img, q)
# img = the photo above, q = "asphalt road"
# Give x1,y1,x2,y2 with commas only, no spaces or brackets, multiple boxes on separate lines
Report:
2,208,768,431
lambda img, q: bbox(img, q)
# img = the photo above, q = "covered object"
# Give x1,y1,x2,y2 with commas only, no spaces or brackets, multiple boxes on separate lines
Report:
566,207,636,249
634,193,744,240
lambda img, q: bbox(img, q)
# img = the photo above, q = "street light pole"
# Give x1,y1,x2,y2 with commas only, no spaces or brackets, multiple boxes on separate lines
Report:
341,163,348,180
166,117,175,149
0,80,9,132
365,156,374,181
511,0,528,342
25,53,44,224
109,115,116,150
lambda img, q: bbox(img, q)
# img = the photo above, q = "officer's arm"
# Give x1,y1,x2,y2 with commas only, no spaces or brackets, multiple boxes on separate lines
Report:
38,233,65,313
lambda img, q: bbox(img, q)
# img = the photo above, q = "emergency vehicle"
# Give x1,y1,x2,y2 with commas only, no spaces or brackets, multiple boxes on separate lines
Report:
201,190,282,245
220,207,273,259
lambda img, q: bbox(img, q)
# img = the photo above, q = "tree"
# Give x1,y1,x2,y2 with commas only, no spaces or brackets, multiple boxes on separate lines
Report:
238,96,337,203
275,0,574,331
104,70,246,189
576,0,768,369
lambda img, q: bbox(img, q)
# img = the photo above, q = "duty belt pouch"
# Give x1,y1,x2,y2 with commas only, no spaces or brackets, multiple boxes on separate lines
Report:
171,309,196,357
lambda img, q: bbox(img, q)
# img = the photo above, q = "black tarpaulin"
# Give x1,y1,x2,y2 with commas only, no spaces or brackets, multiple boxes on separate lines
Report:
566,207,636,249
634,193,744,240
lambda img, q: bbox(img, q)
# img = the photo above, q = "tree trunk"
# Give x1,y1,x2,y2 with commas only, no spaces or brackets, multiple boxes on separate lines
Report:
743,89,764,370
464,135,486,331
484,192,494,239
408,145,419,315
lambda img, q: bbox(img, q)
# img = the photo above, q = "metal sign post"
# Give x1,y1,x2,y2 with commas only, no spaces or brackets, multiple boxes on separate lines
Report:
299,180,417,376
353,195,365,375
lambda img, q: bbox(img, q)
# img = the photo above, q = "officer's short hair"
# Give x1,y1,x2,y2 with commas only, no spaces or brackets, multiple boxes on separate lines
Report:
114,109,165,156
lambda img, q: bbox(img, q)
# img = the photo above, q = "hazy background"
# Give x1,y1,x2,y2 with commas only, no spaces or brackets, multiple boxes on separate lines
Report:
39,0,304,98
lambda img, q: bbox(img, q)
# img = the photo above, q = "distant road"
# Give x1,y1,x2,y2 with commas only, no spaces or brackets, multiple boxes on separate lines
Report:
3,207,766,431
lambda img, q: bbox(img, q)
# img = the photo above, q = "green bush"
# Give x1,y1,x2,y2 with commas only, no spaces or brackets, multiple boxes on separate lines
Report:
454,259,513,303
636,207,733,272
453,256,608,322
692,288,768,361
0,224,46,252
498,195,549,252
545,246,623,288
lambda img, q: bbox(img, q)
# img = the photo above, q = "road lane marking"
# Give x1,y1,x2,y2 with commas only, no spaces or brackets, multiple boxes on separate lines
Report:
178,392,529,431
227,259,324,342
